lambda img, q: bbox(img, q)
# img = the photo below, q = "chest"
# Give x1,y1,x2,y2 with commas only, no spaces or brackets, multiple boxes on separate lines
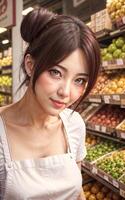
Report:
5,123,67,160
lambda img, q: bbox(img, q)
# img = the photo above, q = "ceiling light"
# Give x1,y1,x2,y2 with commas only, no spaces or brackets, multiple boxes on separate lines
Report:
2,39,9,44
0,27,7,34
22,7,34,15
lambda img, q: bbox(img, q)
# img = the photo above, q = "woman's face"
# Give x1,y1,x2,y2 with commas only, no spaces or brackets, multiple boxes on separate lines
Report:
34,48,88,116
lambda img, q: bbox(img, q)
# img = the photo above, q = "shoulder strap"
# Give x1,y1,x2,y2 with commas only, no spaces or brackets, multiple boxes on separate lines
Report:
0,116,12,163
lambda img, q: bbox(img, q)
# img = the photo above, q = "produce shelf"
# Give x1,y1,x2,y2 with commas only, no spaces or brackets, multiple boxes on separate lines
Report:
86,129,125,145
81,165,120,195
0,91,12,96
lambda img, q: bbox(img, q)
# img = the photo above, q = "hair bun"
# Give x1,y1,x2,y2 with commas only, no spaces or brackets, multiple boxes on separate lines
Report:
20,8,56,43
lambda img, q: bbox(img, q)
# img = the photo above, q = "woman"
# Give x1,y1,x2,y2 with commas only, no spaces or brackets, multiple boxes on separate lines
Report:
0,7,100,200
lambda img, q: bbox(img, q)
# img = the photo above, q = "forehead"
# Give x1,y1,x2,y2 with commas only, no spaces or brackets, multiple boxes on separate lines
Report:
59,48,88,74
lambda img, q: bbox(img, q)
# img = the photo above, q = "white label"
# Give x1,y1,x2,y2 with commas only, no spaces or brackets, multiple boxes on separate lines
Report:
101,126,106,133
104,175,109,182
122,16,125,24
104,95,110,104
120,132,125,139
120,189,125,198
117,59,123,65
113,95,120,101
95,125,100,131
112,180,119,188
89,98,101,103
92,167,97,174
102,61,108,66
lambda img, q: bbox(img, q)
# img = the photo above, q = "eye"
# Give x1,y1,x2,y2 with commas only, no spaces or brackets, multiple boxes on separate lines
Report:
75,78,86,86
49,69,62,78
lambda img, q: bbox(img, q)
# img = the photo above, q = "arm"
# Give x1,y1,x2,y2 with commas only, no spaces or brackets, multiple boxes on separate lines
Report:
77,161,86,200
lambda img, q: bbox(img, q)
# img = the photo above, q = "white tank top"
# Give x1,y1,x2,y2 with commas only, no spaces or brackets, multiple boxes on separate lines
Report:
0,109,86,200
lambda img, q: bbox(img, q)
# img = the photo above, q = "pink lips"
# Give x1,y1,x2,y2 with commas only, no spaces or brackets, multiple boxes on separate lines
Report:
50,98,66,109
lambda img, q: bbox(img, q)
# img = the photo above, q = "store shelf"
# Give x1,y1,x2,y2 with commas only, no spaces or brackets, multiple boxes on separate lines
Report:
82,165,120,195
86,129,125,145
98,28,125,44
0,91,12,96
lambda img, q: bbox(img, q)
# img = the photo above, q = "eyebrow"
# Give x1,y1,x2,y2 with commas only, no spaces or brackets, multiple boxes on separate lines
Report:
56,64,89,77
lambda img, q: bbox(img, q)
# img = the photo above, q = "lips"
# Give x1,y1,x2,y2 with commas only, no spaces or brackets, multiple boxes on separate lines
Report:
50,98,66,109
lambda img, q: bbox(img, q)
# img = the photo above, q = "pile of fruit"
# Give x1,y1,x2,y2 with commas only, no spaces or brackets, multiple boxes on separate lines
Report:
86,134,100,147
96,150,125,179
0,76,12,88
0,56,12,67
106,0,125,22
101,36,125,61
101,72,125,94
85,140,122,162
91,73,109,95
83,181,123,200
117,120,125,131
88,105,125,128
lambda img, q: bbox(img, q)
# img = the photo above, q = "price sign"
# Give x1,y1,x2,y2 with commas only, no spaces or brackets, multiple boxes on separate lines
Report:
117,59,123,65
102,61,108,66
104,95,111,104
101,126,106,133
104,175,109,182
112,95,120,101
92,167,97,174
120,188,125,198
112,180,119,188
120,132,125,139
122,16,125,24
95,125,100,131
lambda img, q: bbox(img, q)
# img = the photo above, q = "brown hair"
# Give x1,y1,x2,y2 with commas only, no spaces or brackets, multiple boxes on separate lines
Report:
20,7,101,109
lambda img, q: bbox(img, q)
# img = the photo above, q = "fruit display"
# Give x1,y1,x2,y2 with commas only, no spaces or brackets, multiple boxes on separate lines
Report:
101,36,125,61
86,134,101,147
88,105,125,128
96,150,125,179
117,120,125,131
90,72,110,95
0,56,12,67
83,180,123,200
106,0,125,22
85,140,122,162
0,94,12,106
0,76,12,89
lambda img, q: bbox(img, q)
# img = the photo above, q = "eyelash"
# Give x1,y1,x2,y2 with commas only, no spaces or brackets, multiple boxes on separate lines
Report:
49,69,62,78
75,78,86,86
49,68,87,86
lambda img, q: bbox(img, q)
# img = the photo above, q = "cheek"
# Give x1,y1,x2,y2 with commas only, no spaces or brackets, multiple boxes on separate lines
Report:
71,87,83,101
36,73,55,91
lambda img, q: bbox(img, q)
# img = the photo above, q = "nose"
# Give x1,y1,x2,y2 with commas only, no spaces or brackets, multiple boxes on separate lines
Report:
57,81,71,98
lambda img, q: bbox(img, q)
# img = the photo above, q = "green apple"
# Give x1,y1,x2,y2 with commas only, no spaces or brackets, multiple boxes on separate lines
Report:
101,48,108,56
113,49,122,58
105,53,113,61
121,52,125,59
108,43,117,53
122,44,125,52
115,37,125,48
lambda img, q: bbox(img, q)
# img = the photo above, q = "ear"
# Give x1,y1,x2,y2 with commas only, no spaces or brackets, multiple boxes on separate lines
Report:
24,54,34,77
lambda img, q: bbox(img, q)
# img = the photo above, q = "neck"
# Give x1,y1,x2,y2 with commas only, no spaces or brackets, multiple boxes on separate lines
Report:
6,87,60,129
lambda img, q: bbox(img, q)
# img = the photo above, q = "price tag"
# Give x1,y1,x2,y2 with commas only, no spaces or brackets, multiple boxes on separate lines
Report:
95,125,100,131
112,95,120,101
112,180,119,188
89,98,101,103
122,16,125,24
104,95,110,104
120,132,125,139
92,167,97,174
101,126,106,133
102,61,108,66
104,175,109,182
120,188,125,198
117,59,123,65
